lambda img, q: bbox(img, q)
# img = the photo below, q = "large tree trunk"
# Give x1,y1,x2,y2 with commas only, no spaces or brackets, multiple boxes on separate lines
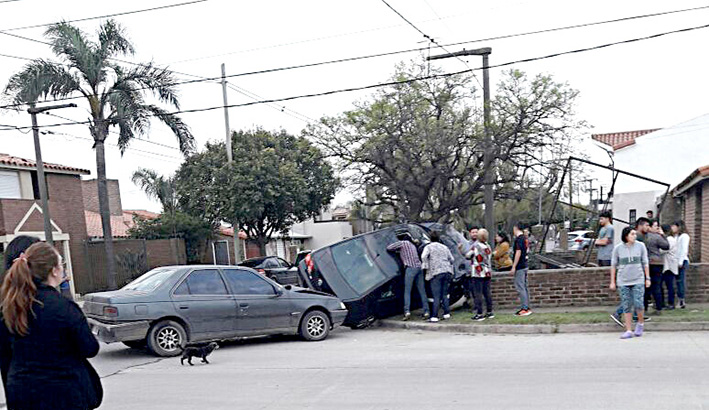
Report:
95,139,118,289
257,236,267,256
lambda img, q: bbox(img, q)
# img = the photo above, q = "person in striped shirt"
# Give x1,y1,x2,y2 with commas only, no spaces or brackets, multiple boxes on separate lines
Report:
387,232,430,320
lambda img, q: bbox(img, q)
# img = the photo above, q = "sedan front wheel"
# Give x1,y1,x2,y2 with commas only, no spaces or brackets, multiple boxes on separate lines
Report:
147,320,186,357
300,310,330,341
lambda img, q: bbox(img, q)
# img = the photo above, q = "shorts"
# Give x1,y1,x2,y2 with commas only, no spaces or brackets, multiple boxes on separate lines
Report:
618,284,644,314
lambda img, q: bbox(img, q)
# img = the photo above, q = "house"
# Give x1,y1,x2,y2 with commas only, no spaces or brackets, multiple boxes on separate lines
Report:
671,165,709,263
592,114,709,243
0,153,90,295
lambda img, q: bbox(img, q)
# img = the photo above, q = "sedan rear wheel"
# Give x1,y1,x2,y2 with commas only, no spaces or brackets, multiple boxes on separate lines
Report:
147,320,186,357
300,310,330,341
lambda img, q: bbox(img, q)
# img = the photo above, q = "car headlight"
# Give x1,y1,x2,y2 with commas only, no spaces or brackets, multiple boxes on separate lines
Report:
339,302,346,310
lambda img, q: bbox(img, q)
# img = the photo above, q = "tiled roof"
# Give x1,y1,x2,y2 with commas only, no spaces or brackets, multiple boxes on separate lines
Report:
85,211,131,238
123,209,160,221
672,165,709,196
591,129,660,151
0,153,90,175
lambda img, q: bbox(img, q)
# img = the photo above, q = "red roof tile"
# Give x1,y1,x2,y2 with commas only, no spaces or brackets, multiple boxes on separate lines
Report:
673,164,709,195
85,211,131,238
0,153,90,175
591,129,660,151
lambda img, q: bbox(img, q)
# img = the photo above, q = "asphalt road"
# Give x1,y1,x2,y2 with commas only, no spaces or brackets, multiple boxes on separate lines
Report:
4,328,709,409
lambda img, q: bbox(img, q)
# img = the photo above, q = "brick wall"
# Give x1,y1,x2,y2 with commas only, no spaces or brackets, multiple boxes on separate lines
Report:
81,179,122,216
490,264,709,308
702,182,709,262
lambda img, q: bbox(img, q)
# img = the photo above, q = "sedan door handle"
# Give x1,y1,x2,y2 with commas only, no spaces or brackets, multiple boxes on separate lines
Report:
179,306,189,310
239,303,249,308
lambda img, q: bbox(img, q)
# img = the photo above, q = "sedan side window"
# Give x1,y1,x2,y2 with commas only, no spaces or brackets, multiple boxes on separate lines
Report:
277,258,291,268
263,258,279,269
178,269,228,295
223,269,276,295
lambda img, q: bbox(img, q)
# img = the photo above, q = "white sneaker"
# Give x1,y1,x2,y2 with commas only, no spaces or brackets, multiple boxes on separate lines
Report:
429,317,440,322
443,314,451,320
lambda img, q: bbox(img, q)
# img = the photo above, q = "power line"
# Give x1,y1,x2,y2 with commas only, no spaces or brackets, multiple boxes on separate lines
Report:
4,18,709,125
226,82,317,124
0,0,21,4
3,4,708,110
0,0,208,32
0,52,33,61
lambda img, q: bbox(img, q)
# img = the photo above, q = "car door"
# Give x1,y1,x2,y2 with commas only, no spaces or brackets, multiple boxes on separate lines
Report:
171,269,239,339
222,268,295,334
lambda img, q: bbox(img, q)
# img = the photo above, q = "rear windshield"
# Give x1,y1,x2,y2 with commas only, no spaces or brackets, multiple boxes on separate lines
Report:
330,238,386,294
240,259,265,268
122,268,176,292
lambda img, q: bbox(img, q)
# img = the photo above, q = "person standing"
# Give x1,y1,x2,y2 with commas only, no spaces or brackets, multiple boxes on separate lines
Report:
421,231,455,322
673,220,690,309
466,229,494,321
0,242,102,409
493,232,513,271
511,223,532,316
3,235,40,273
661,224,678,309
387,232,430,320
596,211,614,267
645,220,670,313
610,227,651,339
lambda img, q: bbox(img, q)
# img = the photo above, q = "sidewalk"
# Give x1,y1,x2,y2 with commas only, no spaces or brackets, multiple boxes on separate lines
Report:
377,303,709,335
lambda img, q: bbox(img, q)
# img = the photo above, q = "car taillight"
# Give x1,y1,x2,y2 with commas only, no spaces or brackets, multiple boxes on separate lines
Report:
257,268,266,274
575,238,583,243
103,306,118,317
305,254,314,274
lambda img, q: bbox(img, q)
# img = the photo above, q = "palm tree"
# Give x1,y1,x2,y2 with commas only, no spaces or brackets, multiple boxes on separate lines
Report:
131,168,178,214
3,20,194,289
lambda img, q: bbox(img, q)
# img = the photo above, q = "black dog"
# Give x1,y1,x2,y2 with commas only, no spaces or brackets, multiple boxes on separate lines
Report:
180,342,219,365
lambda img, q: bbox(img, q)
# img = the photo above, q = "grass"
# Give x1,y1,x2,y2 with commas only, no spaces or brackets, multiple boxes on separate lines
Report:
403,306,709,326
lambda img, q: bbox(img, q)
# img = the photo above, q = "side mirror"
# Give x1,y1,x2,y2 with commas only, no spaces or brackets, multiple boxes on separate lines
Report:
273,287,284,297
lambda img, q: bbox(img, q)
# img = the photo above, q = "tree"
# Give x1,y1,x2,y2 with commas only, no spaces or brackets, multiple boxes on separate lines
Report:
128,212,215,264
304,61,584,224
176,128,339,254
131,168,178,214
3,20,194,289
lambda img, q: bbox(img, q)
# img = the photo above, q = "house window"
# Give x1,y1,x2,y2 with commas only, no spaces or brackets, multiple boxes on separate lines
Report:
0,171,22,199
629,209,637,225
30,171,42,200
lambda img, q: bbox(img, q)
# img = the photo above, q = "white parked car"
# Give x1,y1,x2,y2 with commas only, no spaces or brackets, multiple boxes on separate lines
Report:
567,230,595,250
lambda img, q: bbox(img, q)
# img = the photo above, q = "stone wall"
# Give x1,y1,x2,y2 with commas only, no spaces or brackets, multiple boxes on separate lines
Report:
490,263,709,308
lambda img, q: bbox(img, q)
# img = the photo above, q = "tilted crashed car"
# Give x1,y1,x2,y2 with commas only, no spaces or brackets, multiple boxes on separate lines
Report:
82,265,348,357
298,223,470,328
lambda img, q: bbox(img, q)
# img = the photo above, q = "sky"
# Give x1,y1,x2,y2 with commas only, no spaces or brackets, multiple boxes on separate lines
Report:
1,0,708,212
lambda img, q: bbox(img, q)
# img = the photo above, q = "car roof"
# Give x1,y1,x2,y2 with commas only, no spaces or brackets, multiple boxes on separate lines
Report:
568,230,593,235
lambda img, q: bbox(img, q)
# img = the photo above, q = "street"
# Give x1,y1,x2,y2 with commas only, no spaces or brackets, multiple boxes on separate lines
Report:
75,328,709,409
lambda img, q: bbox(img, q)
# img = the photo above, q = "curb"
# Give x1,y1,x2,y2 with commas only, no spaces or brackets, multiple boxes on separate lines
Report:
376,319,709,334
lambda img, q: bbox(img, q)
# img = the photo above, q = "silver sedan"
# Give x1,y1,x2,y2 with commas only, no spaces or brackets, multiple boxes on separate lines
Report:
83,265,348,357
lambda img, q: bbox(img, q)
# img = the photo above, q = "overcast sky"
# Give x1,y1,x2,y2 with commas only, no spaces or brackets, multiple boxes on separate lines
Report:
1,0,708,212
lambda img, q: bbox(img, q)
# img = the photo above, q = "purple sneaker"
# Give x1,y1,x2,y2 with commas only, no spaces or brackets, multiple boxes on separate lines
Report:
634,323,644,337
620,331,634,339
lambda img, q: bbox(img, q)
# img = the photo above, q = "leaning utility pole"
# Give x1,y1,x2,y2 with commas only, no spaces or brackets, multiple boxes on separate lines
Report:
428,47,494,237
28,103,77,246
221,63,241,262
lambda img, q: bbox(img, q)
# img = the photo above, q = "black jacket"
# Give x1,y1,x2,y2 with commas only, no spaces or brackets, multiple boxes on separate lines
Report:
0,283,102,409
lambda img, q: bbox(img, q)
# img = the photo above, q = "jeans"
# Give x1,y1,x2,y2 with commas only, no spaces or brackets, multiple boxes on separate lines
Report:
471,277,493,314
649,265,664,310
430,272,452,318
598,260,611,267
677,260,688,299
514,268,530,310
661,271,676,307
404,266,428,314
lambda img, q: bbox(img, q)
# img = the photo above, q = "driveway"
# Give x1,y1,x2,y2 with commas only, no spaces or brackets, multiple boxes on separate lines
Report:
2,328,708,409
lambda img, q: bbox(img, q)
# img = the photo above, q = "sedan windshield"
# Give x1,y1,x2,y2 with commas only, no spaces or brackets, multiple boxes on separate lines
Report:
122,268,176,292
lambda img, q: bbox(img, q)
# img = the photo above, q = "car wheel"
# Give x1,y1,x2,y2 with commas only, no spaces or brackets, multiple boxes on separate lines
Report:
122,340,146,349
300,310,330,341
147,320,186,357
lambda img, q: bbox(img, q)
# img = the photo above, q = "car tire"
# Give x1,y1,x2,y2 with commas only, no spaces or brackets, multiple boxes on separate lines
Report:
122,340,146,349
300,310,330,341
146,320,187,357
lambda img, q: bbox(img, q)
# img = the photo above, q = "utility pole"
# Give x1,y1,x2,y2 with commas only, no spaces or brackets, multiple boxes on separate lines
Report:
221,63,241,262
28,103,77,246
428,47,494,237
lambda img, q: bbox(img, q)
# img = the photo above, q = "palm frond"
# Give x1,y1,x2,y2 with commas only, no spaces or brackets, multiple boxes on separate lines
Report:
110,63,181,109
98,19,134,60
45,22,102,90
146,105,195,155
3,59,83,107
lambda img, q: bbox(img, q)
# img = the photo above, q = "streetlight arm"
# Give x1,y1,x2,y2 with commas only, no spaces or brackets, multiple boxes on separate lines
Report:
28,103,78,114
427,47,492,61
